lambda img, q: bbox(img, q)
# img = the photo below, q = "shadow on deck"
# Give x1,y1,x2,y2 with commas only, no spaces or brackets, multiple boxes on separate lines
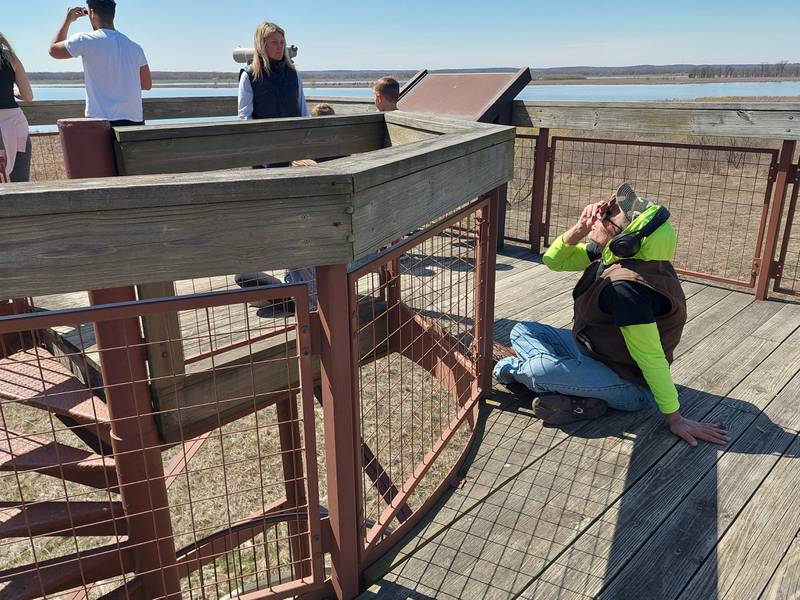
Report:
360,242,800,600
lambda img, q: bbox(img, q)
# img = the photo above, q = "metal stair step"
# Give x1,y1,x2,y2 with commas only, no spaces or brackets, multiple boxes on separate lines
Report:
0,501,126,538
0,541,133,600
0,428,118,491
0,349,112,447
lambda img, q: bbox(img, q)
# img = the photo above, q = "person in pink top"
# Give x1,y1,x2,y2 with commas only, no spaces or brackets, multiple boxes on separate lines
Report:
0,32,33,182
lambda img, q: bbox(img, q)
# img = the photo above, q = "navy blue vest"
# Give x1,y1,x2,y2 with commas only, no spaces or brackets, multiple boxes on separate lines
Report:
243,59,300,119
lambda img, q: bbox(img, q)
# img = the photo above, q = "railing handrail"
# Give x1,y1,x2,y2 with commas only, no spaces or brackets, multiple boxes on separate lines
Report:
0,113,514,300
20,95,800,139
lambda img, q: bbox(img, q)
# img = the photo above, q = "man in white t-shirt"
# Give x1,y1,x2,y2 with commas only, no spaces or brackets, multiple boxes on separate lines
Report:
49,1,152,126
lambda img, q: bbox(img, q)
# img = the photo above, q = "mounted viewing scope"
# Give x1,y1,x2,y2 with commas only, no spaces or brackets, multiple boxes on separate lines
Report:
233,45,298,65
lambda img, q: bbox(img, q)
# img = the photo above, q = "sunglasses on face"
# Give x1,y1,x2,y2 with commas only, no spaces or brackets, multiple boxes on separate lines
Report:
602,207,624,233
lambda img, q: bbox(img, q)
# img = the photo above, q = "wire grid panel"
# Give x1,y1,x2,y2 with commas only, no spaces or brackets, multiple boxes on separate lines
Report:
171,271,315,363
0,286,322,600
546,137,779,286
348,202,486,550
774,180,800,295
29,133,67,182
505,133,537,243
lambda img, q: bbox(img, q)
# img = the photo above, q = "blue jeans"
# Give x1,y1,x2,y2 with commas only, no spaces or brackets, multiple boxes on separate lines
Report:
493,322,654,412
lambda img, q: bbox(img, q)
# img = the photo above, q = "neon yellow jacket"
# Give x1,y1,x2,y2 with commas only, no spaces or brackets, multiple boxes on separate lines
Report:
543,206,680,414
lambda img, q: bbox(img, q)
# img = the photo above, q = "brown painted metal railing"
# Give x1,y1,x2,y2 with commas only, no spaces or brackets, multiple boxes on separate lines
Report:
346,195,498,566
0,286,323,600
504,129,800,300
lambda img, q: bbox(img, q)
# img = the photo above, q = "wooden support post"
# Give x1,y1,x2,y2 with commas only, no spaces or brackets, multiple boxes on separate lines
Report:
60,119,182,600
755,139,797,300
90,287,182,600
530,128,550,254
316,264,362,599
474,190,501,396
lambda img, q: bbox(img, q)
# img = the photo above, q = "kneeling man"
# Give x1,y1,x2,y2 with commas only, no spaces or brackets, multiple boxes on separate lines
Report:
494,185,727,447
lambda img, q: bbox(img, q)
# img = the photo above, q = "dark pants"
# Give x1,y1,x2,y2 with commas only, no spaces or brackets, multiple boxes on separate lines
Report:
109,120,145,127
9,136,32,183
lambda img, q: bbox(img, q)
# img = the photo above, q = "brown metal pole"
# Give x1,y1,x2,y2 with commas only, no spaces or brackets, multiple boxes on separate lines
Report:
474,190,500,396
315,264,362,600
755,139,797,300
91,288,181,600
58,118,118,179
529,128,550,254
59,119,182,600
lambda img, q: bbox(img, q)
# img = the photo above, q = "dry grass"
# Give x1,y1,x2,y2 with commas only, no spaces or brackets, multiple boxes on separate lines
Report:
505,130,789,287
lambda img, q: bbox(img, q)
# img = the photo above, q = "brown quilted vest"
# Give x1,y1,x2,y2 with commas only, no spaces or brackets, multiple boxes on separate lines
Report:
572,260,687,387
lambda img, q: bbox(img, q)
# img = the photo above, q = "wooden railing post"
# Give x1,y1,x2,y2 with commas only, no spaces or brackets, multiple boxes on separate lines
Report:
529,128,550,254
59,119,182,600
755,139,797,300
315,264,362,599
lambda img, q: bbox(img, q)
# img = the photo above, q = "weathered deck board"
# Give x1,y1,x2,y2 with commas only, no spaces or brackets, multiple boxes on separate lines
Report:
361,241,800,600
523,327,800,600
363,271,767,583
760,536,800,600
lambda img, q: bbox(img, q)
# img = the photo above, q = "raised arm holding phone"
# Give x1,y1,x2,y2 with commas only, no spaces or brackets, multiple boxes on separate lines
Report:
49,1,152,126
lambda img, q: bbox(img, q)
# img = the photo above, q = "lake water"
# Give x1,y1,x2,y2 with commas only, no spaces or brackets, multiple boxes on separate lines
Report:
27,80,799,132
32,80,800,103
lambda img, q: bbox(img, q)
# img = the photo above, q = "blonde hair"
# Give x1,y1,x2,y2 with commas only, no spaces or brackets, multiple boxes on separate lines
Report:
0,32,18,64
252,22,295,81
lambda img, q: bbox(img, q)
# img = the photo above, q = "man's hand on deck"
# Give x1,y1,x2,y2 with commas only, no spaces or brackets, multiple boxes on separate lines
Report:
666,411,729,446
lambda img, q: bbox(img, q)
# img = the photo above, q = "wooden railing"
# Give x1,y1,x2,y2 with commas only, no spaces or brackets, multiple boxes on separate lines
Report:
16,97,800,300
0,112,512,600
20,96,800,139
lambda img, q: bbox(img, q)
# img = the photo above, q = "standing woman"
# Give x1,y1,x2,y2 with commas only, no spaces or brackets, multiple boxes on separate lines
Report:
238,22,308,121
0,33,33,182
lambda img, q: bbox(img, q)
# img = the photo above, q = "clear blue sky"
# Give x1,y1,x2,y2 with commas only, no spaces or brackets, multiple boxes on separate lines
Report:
6,0,800,72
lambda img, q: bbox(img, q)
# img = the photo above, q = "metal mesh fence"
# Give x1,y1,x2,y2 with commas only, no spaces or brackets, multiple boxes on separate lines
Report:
348,200,487,552
29,133,67,182
545,137,779,287
505,133,537,244
0,286,323,599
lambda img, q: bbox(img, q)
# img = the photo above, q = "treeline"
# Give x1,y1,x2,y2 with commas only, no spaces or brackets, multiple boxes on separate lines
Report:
28,70,419,83
28,63,800,84
688,62,800,79
531,63,800,79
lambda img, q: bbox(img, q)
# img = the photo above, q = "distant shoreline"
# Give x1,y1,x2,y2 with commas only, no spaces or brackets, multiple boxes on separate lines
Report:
31,76,800,88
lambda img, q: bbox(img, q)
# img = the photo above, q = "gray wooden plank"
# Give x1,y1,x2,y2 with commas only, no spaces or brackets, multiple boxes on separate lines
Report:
511,101,800,140
20,96,373,126
352,139,515,257
759,536,800,600
0,192,354,299
604,433,800,600
0,167,352,217
676,415,800,600
520,330,800,599
365,295,787,594
674,291,754,352
115,119,386,175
